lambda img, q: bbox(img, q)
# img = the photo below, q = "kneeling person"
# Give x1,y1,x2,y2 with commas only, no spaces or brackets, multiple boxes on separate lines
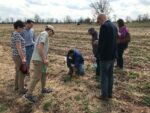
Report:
67,49,85,77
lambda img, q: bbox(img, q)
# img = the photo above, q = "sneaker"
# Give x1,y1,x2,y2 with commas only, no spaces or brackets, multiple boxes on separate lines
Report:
24,95,36,103
41,88,53,94
98,96,109,101
14,87,18,91
108,95,113,98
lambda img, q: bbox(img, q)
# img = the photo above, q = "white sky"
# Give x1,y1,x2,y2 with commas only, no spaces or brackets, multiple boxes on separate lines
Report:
0,0,149,21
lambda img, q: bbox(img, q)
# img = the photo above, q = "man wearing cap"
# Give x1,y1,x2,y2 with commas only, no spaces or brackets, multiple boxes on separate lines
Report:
88,27,99,76
24,25,55,103
21,19,36,74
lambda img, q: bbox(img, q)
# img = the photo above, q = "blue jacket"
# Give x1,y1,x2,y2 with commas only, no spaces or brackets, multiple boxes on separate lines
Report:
67,49,84,68
97,20,117,61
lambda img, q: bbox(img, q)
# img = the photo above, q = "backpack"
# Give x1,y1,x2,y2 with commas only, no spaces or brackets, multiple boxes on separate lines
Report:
117,32,131,44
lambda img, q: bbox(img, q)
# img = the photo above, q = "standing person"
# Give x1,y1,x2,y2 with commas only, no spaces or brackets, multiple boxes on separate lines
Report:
67,49,85,78
116,19,130,69
24,25,55,103
88,27,99,76
97,14,117,101
21,19,36,74
10,20,27,94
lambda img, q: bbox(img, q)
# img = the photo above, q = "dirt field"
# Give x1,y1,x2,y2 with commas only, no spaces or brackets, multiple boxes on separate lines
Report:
0,23,150,113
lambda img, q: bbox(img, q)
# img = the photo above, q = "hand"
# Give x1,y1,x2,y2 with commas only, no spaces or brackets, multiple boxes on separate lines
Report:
91,55,96,63
43,59,48,65
118,32,121,37
22,58,26,64
93,40,98,45
71,64,75,67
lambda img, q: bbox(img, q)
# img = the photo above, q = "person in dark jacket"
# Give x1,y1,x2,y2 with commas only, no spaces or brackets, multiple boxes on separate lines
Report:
97,14,117,101
67,49,85,77
88,27,100,76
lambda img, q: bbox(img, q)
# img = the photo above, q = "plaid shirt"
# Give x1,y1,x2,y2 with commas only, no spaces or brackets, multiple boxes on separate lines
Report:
11,32,26,57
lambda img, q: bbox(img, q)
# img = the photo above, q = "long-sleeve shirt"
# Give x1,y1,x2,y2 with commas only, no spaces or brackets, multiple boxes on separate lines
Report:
91,31,98,57
97,20,117,61
21,28,36,47
118,26,129,39
67,49,84,68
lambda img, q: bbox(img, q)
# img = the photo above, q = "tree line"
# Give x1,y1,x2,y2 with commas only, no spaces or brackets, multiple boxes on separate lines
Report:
0,0,149,24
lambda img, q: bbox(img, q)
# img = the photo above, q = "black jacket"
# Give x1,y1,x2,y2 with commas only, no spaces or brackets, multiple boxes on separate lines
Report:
97,20,117,61
91,31,98,57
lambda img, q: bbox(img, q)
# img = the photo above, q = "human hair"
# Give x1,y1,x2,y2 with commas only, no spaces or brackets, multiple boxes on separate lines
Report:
68,49,74,56
88,27,95,35
117,19,125,28
13,20,24,29
26,19,34,24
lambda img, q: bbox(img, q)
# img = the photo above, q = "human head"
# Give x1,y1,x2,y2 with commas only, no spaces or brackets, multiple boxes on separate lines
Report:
117,19,125,28
97,13,107,25
45,25,55,36
68,49,74,59
13,20,25,32
88,27,95,35
25,19,34,29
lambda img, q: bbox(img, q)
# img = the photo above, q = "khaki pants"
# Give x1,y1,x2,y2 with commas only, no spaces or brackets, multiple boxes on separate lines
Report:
27,61,47,95
13,57,25,92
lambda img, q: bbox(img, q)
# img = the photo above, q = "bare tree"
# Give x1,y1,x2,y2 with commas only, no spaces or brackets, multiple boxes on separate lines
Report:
34,14,41,23
137,15,142,22
113,14,117,22
5,18,10,23
126,16,132,23
64,15,73,23
142,14,149,22
90,0,112,17
10,17,14,23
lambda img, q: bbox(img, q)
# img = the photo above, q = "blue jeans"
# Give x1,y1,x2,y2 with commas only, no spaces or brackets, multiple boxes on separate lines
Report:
26,45,34,68
68,64,85,76
99,60,114,98
76,64,85,75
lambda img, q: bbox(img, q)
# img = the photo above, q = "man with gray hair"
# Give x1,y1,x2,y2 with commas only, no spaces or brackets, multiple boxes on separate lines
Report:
97,14,117,101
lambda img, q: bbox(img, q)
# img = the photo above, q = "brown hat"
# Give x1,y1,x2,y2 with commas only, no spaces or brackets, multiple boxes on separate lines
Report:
45,25,55,34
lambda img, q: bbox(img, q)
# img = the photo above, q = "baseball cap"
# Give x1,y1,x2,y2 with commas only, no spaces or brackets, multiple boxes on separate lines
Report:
45,25,55,34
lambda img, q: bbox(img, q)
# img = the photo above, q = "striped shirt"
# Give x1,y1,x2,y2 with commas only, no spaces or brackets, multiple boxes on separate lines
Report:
21,28,36,47
11,32,26,57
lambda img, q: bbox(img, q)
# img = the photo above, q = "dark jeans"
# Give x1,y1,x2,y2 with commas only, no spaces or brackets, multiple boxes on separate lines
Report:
26,45,34,68
117,43,128,68
96,58,100,76
99,60,114,98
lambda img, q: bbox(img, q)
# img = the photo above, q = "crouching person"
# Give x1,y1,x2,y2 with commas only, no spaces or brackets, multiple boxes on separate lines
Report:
24,25,55,103
67,49,85,78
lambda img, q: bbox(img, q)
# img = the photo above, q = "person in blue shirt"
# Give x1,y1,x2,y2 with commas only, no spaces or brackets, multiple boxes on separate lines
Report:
21,19,36,75
67,49,85,77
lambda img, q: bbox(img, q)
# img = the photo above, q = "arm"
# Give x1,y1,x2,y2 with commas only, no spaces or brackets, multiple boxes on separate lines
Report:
33,32,36,42
16,42,26,63
97,25,107,57
37,42,48,64
37,33,48,64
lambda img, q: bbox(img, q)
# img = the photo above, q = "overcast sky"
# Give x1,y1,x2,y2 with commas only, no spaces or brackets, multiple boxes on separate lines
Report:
0,0,149,21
